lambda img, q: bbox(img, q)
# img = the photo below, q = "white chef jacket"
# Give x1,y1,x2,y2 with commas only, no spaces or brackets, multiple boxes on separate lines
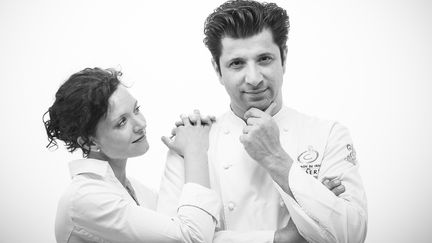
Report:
55,158,221,243
157,106,368,243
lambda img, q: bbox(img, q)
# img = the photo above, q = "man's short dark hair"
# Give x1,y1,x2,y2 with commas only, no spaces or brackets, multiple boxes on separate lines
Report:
204,0,290,73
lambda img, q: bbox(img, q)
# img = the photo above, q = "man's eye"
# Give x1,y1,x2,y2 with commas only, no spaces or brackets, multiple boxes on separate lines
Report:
259,56,273,64
229,60,244,68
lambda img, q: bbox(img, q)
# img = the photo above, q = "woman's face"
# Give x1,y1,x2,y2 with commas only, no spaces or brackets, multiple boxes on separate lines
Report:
92,85,149,160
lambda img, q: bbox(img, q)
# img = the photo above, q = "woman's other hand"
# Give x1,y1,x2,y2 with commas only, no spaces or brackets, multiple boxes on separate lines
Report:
162,110,215,157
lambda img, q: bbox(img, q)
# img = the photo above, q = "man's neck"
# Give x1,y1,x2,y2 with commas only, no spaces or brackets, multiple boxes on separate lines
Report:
230,102,283,121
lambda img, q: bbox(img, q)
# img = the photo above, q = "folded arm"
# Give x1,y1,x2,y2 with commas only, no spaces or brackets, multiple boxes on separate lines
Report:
270,124,368,243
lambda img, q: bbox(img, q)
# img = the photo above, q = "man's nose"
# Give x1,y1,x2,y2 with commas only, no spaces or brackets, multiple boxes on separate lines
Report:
244,64,263,86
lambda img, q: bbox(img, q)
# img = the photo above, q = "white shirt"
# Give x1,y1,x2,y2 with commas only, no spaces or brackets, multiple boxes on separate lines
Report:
55,158,221,243
157,106,368,243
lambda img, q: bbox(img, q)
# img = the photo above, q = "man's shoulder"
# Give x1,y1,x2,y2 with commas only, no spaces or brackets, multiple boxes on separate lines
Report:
283,107,354,148
209,110,235,129
282,106,336,132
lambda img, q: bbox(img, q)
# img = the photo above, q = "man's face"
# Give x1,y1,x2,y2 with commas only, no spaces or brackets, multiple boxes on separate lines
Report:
215,28,286,117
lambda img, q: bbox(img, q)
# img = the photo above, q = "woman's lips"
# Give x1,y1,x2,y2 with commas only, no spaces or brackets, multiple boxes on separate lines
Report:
132,134,146,143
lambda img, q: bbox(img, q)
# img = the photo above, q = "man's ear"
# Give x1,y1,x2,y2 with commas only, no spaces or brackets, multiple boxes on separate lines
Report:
211,58,223,85
282,46,288,74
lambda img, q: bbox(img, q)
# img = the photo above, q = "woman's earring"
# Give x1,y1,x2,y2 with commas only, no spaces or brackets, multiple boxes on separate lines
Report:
96,147,100,152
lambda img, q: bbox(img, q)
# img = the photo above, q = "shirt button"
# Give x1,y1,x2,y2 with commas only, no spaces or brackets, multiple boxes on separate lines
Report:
227,202,236,211
279,199,285,207
223,164,232,170
283,127,289,132
224,129,230,135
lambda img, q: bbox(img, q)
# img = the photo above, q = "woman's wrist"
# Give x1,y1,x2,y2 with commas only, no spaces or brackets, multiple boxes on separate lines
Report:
184,150,208,165
183,146,208,158
184,151,210,188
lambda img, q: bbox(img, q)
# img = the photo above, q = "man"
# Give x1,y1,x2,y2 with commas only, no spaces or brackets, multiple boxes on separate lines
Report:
158,1,367,242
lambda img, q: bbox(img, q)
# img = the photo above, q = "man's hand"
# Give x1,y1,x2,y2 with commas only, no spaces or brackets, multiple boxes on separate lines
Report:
240,102,293,193
240,103,291,168
322,176,346,196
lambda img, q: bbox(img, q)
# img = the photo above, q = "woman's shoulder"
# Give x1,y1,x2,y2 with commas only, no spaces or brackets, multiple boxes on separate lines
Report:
58,174,112,211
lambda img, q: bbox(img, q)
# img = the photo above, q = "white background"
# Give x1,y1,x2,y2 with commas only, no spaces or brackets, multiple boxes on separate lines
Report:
1,0,431,242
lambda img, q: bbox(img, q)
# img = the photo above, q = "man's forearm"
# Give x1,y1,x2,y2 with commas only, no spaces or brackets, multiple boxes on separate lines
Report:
265,149,294,198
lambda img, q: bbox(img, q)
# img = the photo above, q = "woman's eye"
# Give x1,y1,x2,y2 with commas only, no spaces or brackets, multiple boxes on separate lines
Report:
118,118,127,127
134,105,141,114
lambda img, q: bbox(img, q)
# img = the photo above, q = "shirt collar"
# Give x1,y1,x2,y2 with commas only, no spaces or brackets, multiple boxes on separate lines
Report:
69,158,111,178
224,105,294,132
226,104,288,123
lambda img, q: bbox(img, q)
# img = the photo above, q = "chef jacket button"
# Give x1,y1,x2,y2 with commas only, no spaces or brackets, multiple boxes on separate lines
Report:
227,202,236,211
224,129,230,135
223,164,232,170
279,199,285,207
283,127,289,132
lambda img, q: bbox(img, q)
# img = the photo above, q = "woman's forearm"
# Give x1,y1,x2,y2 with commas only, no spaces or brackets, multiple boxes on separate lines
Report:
184,150,210,188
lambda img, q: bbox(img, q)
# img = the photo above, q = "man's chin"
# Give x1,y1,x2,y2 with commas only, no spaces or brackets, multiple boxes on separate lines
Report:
245,99,272,111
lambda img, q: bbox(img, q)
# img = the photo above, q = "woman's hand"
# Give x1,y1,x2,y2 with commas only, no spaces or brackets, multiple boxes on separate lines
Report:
162,110,215,157
161,110,215,188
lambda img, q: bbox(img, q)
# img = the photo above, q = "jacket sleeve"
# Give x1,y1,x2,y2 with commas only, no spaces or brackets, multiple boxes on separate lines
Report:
73,172,220,243
213,231,274,243
157,150,186,217
158,151,277,243
276,123,368,243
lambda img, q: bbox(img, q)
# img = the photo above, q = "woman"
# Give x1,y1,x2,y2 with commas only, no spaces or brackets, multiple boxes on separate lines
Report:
43,67,219,243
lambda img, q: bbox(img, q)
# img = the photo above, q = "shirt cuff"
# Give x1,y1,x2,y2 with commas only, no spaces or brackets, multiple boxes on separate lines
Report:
178,183,221,222
273,163,338,243
288,163,339,219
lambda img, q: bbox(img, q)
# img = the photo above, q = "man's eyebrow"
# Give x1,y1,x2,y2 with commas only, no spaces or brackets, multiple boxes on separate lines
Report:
257,52,275,57
226,57,245,63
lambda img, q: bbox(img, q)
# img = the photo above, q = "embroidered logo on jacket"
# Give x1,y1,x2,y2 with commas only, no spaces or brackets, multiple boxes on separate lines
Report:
345,144,357,163
297,146,319,163
297,146,321,178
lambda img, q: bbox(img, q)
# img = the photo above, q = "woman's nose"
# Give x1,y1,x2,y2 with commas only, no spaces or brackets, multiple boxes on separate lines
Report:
134,116,146,133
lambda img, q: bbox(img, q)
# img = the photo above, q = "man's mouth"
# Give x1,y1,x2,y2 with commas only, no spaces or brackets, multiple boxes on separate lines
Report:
132,134,146,143
244,88,268,94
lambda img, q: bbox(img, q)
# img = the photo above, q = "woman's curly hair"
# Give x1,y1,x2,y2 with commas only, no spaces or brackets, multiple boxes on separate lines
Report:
43,67,121,157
